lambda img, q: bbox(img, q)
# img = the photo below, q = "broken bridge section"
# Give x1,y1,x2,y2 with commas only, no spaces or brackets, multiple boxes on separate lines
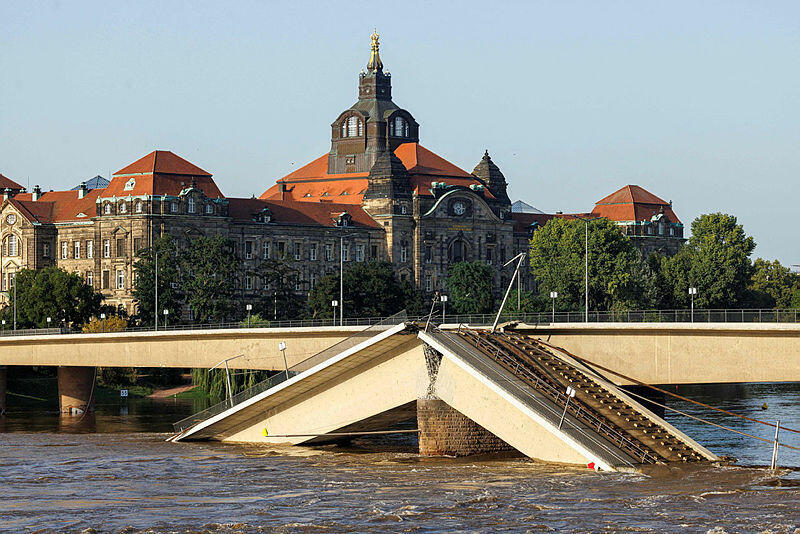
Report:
172,321,716,472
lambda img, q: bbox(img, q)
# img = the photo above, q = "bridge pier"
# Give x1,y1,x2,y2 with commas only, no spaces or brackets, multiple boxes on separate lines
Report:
57,366,96,415
0,366,6,415
416,398,513,457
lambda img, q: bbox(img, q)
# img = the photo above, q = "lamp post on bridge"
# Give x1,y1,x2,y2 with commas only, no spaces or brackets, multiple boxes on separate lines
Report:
163,308,169,329
550,291,558,323
440,294,448,323
246,304,252,327
689,287,698,322
100,313,106,333
210,354,245,408
331,300,338,324
338,232,357,327
572,216,599,323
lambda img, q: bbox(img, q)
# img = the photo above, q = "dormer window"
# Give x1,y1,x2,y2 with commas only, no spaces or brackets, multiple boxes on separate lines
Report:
341,116,363,138
135,201,142,213
103,203,111,215
187,197,196,214
391,116,409,138
205,203,213,214
170,202,178,213
124,178,135,191
119,202,127,214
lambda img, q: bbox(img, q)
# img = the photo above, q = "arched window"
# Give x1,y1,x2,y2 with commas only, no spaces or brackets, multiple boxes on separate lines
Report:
205,203,214,214
104,203,111,214
449,239,469,263
135,202,142,213
347,116,359,137
4,235,19,256
119,202,127,214
394,116,405,138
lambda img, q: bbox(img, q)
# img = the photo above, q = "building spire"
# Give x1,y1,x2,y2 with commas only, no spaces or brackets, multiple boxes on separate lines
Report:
367,29,383,71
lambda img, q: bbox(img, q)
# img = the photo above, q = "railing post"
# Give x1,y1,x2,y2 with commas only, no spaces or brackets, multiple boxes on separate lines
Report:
771,419,780,470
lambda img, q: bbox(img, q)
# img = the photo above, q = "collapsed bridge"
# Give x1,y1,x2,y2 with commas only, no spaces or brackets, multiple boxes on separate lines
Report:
171,322,717,472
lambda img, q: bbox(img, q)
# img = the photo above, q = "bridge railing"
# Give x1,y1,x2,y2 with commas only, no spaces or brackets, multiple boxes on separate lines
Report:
171,311,409,434
1,308,799,338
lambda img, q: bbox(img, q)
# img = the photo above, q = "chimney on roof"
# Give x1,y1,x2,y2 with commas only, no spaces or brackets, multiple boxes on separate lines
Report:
2,188,11,201
78,182,88,199
32,185,42,201
279,182,288,201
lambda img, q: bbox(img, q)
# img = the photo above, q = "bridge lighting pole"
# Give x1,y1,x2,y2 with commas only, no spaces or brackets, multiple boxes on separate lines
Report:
12,270,17,331
154,250,158,331
163,308,169,329
246,304,252,327
573,216,598,322
100,313,106,333
493,253,526,333
210,354,245,408
550,291,558,323
1,319,5,335
440,295,448,323
689,287,698,322
339,232,357,327
278,341,289,379
331,300,338,324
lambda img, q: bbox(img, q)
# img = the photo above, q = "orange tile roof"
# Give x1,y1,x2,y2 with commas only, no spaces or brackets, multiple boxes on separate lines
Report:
228,197,380,228
114,150,211,177
100,150,224,199
591,185,680,223
0,173,24,191
261,143,484,203
10,189,103,224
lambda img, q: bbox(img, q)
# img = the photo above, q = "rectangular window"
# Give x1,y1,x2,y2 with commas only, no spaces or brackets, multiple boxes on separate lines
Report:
133,238,142,253
86,271,93,287
355,244,364,262
486,247,493,265
425,275,432,293
42,242,50,258
341,243,349,262
74,241,81,259
309,243,317,261
116,239,125,258
499,246,506,263
116,269,125,289
61,241,68,259
294,242,301,261
103,239,110,258
262,241,270,259
87,240,93,259
102,270,110,289
669,227,675,236
187,197,196,214
400,245,408,263
309,272,317,289
277,242,286,258
371,245,378,259
245,275,253,290
294,277,302,291
245,240,253,260
424,245,432,264
324,244,333,262
170,202,178,213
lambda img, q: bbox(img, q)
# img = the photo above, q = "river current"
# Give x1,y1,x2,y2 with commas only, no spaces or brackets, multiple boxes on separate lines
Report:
1,383,799,533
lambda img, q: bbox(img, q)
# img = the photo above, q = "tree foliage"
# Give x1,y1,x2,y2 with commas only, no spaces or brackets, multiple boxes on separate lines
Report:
529,218,647,312
308,260,413,318
661,213,755,308
179,235,241,323
0,267,103,328
249,257,305,320
82,315,128,333
745,258,800,308
132,235,182,325
445,261,495,314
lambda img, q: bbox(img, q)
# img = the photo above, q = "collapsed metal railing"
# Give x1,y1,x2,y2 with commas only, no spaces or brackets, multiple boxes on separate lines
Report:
171,311,408,434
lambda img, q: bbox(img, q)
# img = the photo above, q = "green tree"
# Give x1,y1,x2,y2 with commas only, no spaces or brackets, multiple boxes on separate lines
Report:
445,261,494,314
0,267,103,328
308,260,411,318
529,217,647,312
745,258,800,309
249,257,305,320
179,235,241,322
132,235,183,325
662,213,755,308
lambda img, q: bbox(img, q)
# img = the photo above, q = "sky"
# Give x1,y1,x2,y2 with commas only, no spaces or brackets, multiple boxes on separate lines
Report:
1,1,798,265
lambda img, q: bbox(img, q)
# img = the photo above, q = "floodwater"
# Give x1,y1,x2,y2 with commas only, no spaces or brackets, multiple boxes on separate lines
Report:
1,384,799,533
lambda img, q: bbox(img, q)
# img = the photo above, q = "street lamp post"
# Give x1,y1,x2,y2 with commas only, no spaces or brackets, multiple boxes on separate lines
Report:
11,269,17,331
163,308,169,329
46,317,51,329
573,216,598,323
550,291,558,323
339,232,357,327
278,341,289,379
100,313,106,333
440,295,448,323
210,354,245,408
246,304,252,327
688,287,698,322
154,249,158,331
1,319,5,335
331,300,338,324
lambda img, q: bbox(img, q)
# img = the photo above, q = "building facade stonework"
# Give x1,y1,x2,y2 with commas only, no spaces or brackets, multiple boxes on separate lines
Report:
0,35,685,317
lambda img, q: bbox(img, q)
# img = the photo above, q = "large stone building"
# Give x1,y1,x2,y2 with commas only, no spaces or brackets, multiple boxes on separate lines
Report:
0,33,684,318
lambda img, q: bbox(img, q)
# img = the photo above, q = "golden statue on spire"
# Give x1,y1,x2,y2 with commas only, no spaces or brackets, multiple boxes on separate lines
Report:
367,29,383,71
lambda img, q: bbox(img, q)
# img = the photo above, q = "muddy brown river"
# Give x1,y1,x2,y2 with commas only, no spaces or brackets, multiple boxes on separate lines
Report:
1,383,799,533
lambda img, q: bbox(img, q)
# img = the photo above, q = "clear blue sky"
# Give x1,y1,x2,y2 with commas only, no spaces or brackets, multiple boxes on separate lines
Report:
2,1,798,265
